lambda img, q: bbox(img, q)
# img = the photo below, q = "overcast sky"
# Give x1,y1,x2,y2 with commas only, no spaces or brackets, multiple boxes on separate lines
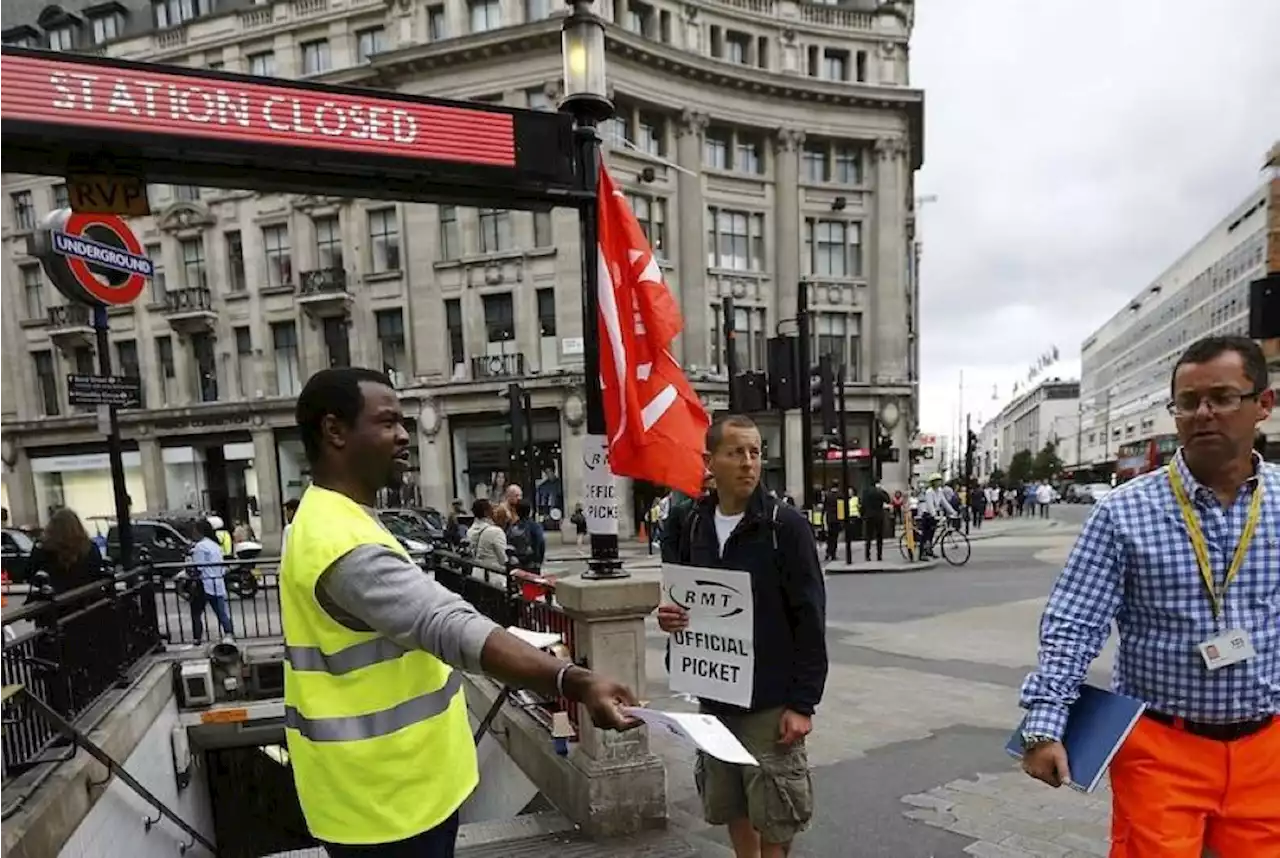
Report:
911,0,1280,446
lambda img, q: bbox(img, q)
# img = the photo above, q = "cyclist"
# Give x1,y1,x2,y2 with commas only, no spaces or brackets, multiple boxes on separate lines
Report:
918,473,956,559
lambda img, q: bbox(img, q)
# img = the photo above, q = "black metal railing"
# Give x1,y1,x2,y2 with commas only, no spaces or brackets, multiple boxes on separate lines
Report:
2,567,161,780
428,548,577,724
163,285,213,313
471,352,526,380
47,304,92,328
299,267,348,295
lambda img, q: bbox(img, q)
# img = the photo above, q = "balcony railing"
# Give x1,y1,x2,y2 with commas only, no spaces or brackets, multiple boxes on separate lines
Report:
299,267,348,295
472,352,525,380
163,286,214,313
47,304,92,328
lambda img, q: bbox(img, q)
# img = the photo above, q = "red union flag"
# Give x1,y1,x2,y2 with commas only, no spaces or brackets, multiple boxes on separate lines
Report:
597,165,710,496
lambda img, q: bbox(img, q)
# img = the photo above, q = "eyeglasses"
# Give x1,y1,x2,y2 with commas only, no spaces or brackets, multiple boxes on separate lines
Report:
1166,388,1263,418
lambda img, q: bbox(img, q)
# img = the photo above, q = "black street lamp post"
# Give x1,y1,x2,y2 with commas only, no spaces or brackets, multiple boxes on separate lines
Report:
562,0,625,579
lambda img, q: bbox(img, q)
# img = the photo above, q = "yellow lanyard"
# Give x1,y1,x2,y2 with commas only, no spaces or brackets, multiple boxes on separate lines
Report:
1168,464,1264,620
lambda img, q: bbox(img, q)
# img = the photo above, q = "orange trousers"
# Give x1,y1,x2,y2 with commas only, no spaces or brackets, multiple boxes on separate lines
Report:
1109,715,1280,858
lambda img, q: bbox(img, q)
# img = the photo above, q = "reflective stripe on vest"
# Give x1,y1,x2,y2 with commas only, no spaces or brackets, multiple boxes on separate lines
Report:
285,638,409,675
285,671,464,743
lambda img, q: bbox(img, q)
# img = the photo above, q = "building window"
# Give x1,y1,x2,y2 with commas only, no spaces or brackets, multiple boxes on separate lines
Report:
478,208,512,254
524,0,550,20
725,32,750,64
483,293,515,346
116,340,143,407
263,224,292,287
734,134,762,175
624,0,653,37
526,87,551,110
226,231,246,292
637,112,665,156
802,144,828,183
368,208,401,272
147,243,166,300
247,51,275,76
626,194,667,259
33,351,60,416
427,4,446,38
90,11,123,43
11,192,35,231
533,211,553,248
704,128,761,174
47,25,75,51
52,183,70,209
804,218,862,277
812,312,859,380
272,321,301,396
376,309,407,383
234,326,253,398
154,0,206,28
356,26,384,62
703,129,729,170
300,39,330,74
156,335,177,404
823,49,848,81
180,237,206,289
537,288,556,337
173,184,200,202
322,317,350,368
834,146,861,184
21,265,43,320
469,0,500,32
439,206,459,260
191,332,218,402
706,207,765,271
709,304,766,372
313,215,342,271
445,298,465,371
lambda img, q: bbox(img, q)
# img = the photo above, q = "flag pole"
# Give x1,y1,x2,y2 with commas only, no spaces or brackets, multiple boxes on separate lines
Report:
562,0,624,579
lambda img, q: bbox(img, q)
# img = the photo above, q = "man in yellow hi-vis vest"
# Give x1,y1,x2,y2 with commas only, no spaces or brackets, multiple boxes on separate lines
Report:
284,367,640,857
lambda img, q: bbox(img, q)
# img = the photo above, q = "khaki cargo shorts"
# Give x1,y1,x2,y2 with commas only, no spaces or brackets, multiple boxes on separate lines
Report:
694,706,814,844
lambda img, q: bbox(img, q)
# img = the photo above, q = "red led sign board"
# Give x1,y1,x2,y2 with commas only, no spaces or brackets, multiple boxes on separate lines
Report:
0,53,516,168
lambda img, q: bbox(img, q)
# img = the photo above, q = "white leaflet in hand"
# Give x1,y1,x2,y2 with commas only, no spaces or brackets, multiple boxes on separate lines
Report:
624,707,758,766
506,627,563,650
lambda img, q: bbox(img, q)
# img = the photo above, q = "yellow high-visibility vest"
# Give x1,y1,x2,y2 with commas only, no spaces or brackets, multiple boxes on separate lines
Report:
280,485,477,845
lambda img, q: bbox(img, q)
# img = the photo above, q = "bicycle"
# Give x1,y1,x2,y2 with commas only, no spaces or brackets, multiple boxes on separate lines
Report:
898,515,971,566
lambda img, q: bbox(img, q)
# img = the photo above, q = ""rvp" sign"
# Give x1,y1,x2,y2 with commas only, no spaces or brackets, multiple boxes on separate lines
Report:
67,174,151,216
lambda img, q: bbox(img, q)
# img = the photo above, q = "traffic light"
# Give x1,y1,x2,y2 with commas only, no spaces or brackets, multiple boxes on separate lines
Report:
875,432,893,462
766,337,798,410
810,355,837,436
731,371,769,413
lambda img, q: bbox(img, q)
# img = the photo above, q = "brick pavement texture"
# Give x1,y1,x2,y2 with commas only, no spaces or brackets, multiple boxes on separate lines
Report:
901,770,1112,858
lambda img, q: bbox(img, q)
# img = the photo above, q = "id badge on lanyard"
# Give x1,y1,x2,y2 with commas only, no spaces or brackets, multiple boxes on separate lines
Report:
1168,465,1263,671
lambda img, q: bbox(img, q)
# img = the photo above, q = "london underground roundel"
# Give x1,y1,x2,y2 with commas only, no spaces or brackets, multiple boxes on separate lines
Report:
33,209,153,307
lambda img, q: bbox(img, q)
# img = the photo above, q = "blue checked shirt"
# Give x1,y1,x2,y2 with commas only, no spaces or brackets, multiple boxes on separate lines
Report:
1020,451,1280,740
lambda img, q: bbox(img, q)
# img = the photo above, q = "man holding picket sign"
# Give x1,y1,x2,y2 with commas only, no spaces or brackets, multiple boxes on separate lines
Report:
658,415,828,858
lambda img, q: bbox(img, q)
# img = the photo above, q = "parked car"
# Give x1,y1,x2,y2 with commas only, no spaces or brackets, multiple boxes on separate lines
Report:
1079,483,1114,504
377,511,434,555
107,518,194,570
1,528,35,585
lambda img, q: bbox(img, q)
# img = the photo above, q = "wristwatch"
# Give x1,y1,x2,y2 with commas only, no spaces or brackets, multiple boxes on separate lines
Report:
1020,732,1057,751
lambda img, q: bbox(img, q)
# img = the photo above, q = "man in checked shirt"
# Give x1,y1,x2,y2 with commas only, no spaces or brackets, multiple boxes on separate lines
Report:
1019,335,1279,858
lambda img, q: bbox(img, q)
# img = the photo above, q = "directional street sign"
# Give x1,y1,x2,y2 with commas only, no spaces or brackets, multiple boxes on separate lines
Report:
67,373,142,407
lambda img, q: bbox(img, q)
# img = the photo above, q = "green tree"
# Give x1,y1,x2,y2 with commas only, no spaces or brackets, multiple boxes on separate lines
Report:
988,466,1005,487
1032,441,1065,481
1007,449,1034,485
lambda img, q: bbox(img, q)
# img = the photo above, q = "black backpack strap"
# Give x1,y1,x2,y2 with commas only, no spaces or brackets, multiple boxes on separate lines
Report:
678,508,699,564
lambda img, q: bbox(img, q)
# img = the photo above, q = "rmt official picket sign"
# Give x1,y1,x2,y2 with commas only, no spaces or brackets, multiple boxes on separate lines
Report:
30,209,152,307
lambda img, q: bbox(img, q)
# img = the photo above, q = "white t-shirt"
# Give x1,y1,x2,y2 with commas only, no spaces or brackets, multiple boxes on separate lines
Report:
713,508,745,557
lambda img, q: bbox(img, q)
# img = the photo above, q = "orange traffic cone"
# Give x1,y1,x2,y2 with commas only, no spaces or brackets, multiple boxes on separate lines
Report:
638,522,648,544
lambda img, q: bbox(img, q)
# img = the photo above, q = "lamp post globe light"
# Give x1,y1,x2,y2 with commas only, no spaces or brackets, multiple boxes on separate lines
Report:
561,0,624,578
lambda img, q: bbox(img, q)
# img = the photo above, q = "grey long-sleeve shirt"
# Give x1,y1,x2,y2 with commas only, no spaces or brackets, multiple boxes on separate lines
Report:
315,523,500,674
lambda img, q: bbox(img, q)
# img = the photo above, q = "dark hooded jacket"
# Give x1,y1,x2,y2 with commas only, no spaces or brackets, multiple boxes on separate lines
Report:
675,485,828,717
